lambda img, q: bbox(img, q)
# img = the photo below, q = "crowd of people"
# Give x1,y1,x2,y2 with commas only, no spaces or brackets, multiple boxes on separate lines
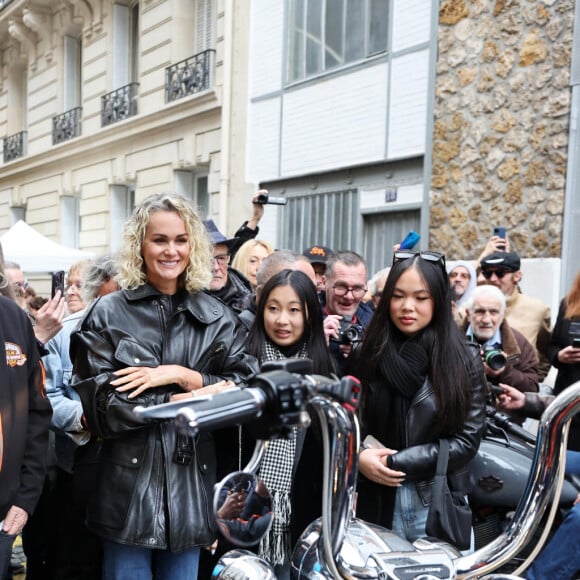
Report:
0,191,579,579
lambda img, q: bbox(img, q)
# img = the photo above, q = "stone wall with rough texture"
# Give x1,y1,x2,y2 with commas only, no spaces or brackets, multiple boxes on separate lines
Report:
430,0,574,259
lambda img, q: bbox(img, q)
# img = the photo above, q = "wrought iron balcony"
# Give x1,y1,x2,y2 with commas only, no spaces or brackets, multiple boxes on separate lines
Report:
52,107,82,145
101,82,139,127
165,49,215,103
3,131,26,163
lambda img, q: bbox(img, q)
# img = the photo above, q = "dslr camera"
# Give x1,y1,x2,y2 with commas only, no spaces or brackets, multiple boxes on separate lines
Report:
482,345,507,371
333,316,364,345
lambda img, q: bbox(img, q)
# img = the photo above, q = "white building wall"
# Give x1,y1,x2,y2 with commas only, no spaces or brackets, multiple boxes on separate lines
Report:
387,49,430,159
281,63,389,176
247,1,434,183
392,0,432,52
248,0,284,97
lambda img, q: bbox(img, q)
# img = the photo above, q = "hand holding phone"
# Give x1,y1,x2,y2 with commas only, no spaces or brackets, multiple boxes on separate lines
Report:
572,337,580,349
51,271,65,299
493,227,507,251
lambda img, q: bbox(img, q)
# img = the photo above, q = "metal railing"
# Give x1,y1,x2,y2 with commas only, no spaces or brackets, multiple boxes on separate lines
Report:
101,82,139,127
3,131,26,163
52,107,82,145
165,49,215,103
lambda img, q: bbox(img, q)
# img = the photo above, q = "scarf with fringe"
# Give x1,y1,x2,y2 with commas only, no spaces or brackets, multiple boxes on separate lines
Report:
258,339,308,565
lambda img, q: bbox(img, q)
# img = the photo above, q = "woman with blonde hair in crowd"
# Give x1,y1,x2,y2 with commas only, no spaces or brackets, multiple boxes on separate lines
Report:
231,239,274,290
70,192,258,579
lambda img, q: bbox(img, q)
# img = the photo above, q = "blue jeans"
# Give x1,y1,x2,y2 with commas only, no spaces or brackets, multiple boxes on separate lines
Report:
566,450,580,476
526,502,580,580
102,539,200,580
391,482,474,554
525,451,580,579
391,483,429,543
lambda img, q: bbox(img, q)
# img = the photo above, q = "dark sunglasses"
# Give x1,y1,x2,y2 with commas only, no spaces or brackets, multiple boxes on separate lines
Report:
481,269,510,280
392,250,446,271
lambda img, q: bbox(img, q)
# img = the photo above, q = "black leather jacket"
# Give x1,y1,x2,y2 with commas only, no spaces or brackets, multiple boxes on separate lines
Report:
357,344,486,527
388,344,487,498
70,285,259,551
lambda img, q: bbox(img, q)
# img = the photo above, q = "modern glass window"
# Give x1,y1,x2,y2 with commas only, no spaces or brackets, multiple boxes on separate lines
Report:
287,0,388,83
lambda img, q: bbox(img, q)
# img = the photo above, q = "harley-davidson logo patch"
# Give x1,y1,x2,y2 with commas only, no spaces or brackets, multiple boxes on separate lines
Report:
5,342,27,367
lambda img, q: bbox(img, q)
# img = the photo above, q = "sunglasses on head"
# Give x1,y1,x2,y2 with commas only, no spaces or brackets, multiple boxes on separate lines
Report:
392,250,446,271
481,268,511,280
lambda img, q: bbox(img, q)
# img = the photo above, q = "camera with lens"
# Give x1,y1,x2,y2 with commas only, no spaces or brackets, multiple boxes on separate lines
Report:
333,317,364,345
482,345,507,371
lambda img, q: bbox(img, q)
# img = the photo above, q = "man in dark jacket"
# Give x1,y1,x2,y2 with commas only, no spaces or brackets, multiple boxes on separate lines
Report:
204,219,253,314
0,293,52,579
322,250,374,376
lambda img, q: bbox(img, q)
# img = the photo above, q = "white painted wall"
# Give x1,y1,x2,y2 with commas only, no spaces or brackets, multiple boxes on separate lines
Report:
247,2,433,182
388,49,430,159
248,1,284,97
392,0,432,52
281,63,388,176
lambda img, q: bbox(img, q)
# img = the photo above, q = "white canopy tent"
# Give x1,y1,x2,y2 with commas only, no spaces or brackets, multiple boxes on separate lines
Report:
0,220,94,272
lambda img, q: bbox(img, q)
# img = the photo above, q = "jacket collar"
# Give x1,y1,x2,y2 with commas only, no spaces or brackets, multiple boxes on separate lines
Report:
123,284,224,324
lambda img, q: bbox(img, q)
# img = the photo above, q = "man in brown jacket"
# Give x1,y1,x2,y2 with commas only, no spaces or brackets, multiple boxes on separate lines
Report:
463,284,539,397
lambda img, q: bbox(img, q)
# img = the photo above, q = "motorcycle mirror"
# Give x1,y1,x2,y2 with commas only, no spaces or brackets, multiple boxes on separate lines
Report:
213,472,273,547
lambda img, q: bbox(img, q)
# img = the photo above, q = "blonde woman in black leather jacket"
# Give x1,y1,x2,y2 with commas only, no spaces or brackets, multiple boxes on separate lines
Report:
70,193,258,579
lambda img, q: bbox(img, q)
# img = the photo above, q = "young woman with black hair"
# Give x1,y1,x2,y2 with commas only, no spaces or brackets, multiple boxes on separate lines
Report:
246,268,335,578
353,250,486,549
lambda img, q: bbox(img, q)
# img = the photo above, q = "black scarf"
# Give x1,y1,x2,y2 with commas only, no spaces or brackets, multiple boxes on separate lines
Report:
357,330,431,529
367,331,431,456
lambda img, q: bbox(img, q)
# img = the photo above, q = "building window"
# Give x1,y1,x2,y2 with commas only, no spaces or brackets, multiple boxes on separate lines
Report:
61,196,80,248
64,35,81,110
109,184,135,252
195,0,216,54
174,171,209,217
113,2,139,89
287,0,388,83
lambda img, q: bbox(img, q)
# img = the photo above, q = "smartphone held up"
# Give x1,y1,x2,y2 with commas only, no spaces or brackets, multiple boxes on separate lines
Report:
51,271,65,299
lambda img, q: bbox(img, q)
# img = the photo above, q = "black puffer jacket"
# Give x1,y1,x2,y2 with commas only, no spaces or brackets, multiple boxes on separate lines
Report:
70,285,259,551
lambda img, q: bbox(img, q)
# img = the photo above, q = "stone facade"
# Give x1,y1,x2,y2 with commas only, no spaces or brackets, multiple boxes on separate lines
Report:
431,0,574,259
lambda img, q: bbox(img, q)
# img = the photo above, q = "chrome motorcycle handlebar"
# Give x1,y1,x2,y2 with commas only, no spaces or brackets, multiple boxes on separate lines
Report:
457,381,580,578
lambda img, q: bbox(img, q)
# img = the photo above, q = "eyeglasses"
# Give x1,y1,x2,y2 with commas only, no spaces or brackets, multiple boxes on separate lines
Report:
212,254,230,266
392,250,446,271
481,269,510,280
332,283,367,299
12,280,29,290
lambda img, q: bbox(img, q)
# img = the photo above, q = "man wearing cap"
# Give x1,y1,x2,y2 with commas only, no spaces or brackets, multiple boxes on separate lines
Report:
303,245,333,295
203,219,253,315
480,251,551,380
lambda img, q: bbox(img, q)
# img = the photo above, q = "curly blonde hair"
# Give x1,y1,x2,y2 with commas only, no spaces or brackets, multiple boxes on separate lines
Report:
117,192,212,292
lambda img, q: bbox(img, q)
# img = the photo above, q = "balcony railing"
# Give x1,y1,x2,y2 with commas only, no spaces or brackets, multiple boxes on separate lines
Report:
3,131,27,163
101,82,139,127
165,49,215,103
52,107,82,145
